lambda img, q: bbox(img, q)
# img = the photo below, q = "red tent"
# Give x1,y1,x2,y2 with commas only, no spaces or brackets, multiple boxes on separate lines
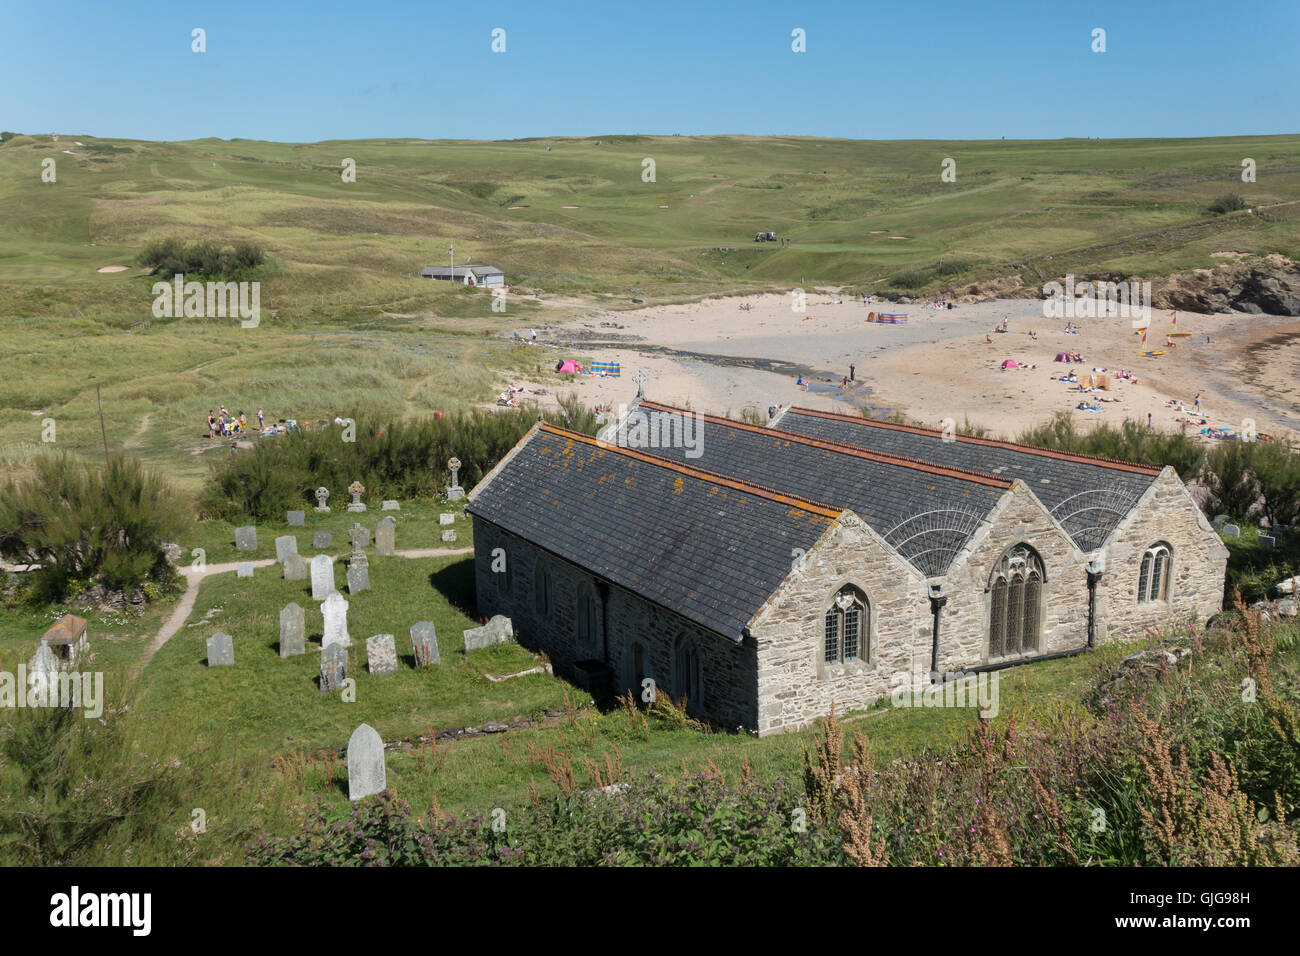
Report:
1001,360,1019,369
557,360,582,374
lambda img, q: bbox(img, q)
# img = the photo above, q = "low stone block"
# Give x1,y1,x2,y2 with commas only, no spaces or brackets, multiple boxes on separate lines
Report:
441,529,457,543
381,500,400,511
439,513,455,525
236,562,254,578
287,510,306,526
463,615,514,651
313,531,332,550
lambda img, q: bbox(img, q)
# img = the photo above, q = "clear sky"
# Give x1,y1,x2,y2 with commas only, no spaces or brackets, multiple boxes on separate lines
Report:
2,0,1295,142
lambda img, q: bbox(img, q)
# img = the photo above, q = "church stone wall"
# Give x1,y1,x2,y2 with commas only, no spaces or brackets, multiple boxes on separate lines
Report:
471,517,758,730
1095,469,1228,641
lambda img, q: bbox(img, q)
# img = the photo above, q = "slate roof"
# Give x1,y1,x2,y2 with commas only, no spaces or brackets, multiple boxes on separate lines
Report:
626,401,1014,576
466,424,841,641
775,407,1162,550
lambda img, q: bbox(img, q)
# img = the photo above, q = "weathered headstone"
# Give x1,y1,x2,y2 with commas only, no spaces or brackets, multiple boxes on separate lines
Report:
313,530,332,550
234,526,257,551
321,590,351,648
441,529,457,543
275,535,298,563
236,562,254,579
462,615,514,651
287,510,306,527
314,486,331,512
347,480,367,513
348,523,370,550
310,554,335,600
280,602,305,657
207,631,234,667
283,554,308,580
381,500,400,511
1259,535,1276,549
320,642,347,692
446,457,465,501
439,513,455,526
27,641,59,706
366,634,398,675
347,723,386,800
411,622,439,666
347,563,371,594
1222,524,1240,538
375,517,396,556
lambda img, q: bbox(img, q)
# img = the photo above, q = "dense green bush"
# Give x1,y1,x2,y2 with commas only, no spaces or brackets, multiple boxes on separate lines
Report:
136,237,266,279
1208,194,1248,215
1015,412,1203,479
246,773,843,866
200,395,601,519
0,453,184,603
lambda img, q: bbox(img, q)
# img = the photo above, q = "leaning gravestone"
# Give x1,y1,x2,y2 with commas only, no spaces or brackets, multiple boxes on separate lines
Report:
207,631,234,667
321,590,351,648
347,723,386,800
275,534,298,563
287,510,306,527
234,526,258,551
441,529,457,543
283,554,307,581
310,554,335,600
439,513,455,526
313,530,332,550
236,562,254,579
411,622,439,666
366,634,398,675
280,602,305,657
320,642,347,693
347,563,371,594
462,615,514,651
375,517,396,557
381,500,400,511
1222,524,1241,538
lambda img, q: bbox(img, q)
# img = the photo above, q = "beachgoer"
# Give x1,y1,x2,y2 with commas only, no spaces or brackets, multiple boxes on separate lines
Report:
1147,413,1153,430
257,407,264,430
849,364,855,381
1194,393,1201,413
207,410,216,439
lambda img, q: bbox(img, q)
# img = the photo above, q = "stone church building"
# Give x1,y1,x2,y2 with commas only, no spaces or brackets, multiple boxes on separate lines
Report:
465,398,1228,736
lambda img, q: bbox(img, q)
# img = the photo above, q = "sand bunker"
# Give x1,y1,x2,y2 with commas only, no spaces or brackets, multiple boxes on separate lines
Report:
507,205,529,209
97,264,129,273
561,205,580,209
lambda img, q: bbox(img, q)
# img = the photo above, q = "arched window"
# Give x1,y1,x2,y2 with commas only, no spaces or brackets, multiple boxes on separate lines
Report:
824,586,869,666
1138,543,1171,604
533,560,552,616
575,585,601,653
988,544,1044,659
626,641,648,696
674,635,703,715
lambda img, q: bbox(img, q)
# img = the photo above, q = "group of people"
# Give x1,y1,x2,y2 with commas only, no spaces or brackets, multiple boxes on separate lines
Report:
497,383,526,407
512,329,539,345
207,406,264,439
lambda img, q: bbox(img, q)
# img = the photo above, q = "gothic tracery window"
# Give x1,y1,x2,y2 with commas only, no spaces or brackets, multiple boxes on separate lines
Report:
988,544,1044,658
824,586,868,666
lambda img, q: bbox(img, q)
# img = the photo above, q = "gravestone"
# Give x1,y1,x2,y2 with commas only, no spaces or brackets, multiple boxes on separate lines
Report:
462,615,514,651
320,642,347,693
310,555,335,600
347,724,386,800
441,529,457,543
1259,535,1276,549
234,526,257,551
347,480,367,513
321,591,351,648
1212,514,1230,530
207,631,234,667
236,562,254,579
411,622,439,667
287,510,306,527
381,500,400,511
283,554,308,581
314,486,331,512
375,517,396,556
313,530,332,550
347,563,371,594
439,513,455,526
1222,524,1240,538
446,457,465,501
275,535,298,563
279,602,305,657
349,523,370,550
366,634,398,675
27,641,59,707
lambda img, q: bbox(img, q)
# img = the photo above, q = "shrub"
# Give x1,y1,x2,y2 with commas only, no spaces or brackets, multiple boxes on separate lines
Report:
136,237,266,279
1208,194,1248,215
0,453,184,603
1015,412,1202,479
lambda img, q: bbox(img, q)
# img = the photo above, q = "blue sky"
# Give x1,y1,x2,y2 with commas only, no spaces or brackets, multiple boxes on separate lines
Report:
2,0,1295,142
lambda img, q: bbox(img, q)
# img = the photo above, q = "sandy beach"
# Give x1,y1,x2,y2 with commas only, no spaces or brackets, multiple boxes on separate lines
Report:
510,291,1300,442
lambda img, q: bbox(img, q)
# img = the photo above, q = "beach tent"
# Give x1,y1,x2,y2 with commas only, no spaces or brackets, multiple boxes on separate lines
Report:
557,360,582,374
1001,360,1019,369
1054,352,1073,363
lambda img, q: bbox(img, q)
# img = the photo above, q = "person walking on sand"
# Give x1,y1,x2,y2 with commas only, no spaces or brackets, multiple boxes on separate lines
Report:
1194,393,1201,414
1147,413,1154,430
849,364,855,381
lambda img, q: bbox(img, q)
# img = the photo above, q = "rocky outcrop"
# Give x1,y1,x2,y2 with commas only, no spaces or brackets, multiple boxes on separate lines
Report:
1152,254,1300,316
